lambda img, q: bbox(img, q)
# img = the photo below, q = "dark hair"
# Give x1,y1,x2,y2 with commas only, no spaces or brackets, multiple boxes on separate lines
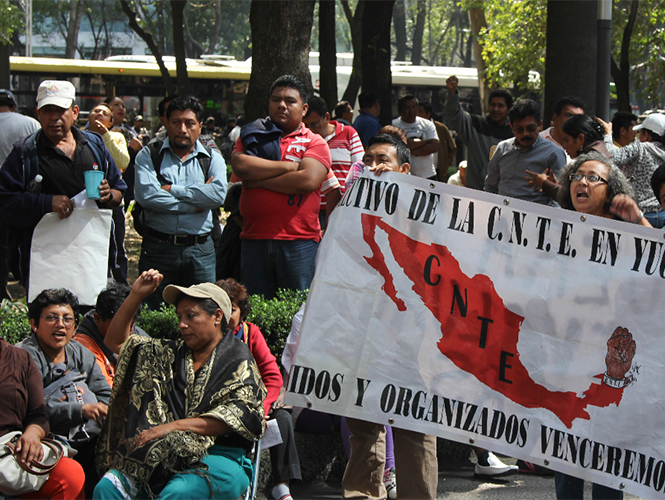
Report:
378,125,407,144
558,151,634,212
216,278,251,321
368,133,411,165
397,94,418,112
419,101,433,114
29,288,80,327
270,75,308,103
645,130,665,145
508,99,540,123
173,295,228,330
305,95,329,118
561,114,604,152
358,90,378,109
158,94,178,117
95,283,133,322
334,101,351,119
651,164,665,201
489,89,513,109
166,95,203,122
554,96,586,115
611,112,638,140
104,96,123,107
0,97,14,108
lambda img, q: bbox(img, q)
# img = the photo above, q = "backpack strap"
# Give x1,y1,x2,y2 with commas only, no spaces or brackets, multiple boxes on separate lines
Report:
148,140,213,183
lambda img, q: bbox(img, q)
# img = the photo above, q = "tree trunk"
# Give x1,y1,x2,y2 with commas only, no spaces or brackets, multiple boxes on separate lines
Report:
171,1,189,95
544,0,598,122
393,0,407,61
360,0,394,126
65,0,83,59
340,0,364,107
208,0,223,54
245,0,316,121
319,0,338,110
411,0,427,66
0,43,9,89
119,0,175,96
467,7,490,113
610,0,639,113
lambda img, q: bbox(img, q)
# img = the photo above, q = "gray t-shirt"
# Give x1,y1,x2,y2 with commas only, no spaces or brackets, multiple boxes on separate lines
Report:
0,112,41,164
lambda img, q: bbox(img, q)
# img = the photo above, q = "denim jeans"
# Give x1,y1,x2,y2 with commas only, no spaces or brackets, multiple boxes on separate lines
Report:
241,239,318,299
554,472,623,500
139,233,216,309
644,209,665,229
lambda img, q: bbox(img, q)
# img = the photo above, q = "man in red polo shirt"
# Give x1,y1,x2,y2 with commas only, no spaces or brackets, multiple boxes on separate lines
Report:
231,75,331,299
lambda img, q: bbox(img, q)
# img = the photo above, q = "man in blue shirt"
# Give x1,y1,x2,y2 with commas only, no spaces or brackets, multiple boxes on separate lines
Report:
353,90,382,148
134,96,227,308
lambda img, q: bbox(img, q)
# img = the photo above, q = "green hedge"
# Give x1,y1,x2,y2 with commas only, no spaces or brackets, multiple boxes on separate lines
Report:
2,290,308,359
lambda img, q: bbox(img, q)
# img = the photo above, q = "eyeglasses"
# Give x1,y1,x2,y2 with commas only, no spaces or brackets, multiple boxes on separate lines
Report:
512,125,539,134
41,314,76,326
569,173,608,184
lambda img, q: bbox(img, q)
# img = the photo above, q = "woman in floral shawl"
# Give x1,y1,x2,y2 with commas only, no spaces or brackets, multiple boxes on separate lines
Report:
93,269,266,499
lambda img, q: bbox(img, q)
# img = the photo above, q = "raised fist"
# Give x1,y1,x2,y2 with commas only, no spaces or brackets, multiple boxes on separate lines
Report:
446,75,459,94
605,326,636,381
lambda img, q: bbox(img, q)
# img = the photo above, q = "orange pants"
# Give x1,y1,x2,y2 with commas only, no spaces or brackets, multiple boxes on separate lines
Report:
21,457,85,500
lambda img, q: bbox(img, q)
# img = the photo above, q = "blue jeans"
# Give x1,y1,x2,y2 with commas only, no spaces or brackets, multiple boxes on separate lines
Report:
554,472,623,499
139,233,216,309
644,209,665,229
241,239,318,299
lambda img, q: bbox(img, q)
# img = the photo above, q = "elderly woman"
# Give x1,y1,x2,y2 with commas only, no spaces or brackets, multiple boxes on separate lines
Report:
554,151,649,500
0,337,85,499
17,288,111,496
94,269,265,500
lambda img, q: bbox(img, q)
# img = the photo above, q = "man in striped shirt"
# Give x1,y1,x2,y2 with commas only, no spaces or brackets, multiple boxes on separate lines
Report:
304,95,364,229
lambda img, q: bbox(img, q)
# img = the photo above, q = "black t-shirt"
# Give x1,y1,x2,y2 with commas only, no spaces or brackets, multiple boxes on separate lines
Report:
36,127,97,198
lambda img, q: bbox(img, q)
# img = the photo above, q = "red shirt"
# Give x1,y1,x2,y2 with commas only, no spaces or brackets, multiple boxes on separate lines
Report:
233,124,331,241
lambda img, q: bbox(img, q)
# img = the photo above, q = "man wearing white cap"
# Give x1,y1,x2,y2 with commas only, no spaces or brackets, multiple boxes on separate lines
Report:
0,80,127,285
602,112,665,228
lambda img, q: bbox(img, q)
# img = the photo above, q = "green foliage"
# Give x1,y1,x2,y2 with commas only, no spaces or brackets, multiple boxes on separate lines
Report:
477,0,546,93
0,299,31,345
136,302,180,340
247,289,308,358
613,0,665,108
0,0,24,45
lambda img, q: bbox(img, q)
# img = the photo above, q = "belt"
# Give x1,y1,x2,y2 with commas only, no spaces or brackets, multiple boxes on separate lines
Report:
143,226,210,246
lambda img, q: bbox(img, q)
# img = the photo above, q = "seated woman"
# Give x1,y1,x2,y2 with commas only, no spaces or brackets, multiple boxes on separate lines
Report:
17,288,111,497
94,270,266,500
0,337,85,499
216,278,301,500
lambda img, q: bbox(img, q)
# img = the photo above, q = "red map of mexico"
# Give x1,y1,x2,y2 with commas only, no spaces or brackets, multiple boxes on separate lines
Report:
361,214,635,429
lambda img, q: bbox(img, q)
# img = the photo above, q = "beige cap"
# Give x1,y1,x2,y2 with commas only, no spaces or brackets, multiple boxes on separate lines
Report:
36,80,76,109
163,282,232,321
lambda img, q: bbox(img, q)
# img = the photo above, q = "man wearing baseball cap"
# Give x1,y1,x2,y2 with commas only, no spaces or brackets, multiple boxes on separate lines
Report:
0,80,127,287
0,89,41,300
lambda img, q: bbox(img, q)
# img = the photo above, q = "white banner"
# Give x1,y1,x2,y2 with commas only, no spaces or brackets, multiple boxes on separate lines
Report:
29,208,112,305
286,171,665,498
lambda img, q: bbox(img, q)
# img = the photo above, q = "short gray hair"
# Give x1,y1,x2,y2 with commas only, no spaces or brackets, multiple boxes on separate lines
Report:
558,151,634,212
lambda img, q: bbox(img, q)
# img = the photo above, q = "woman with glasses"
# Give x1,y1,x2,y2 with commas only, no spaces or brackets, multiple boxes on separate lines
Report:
555,154,649,498
17,288,112,497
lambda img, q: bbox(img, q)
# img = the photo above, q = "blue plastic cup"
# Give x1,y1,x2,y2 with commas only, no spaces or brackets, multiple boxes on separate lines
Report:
84,170,105,200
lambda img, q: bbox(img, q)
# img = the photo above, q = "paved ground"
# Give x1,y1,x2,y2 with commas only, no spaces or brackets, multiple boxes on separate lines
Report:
290,467,645,500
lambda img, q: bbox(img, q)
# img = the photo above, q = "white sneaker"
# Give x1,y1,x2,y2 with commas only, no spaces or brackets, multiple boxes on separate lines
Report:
474,452,519,477
383,467,397,499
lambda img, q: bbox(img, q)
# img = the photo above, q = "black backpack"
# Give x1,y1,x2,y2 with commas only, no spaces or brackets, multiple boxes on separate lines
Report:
132,140,212,236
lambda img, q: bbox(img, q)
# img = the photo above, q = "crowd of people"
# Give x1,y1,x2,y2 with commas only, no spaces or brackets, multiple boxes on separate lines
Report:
0,72,663,500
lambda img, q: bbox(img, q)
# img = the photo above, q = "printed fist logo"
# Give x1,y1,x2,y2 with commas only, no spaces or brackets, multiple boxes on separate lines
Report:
604,327,637,389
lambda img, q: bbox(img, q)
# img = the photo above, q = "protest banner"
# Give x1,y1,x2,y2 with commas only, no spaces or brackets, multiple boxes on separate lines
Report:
285,171,665,498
